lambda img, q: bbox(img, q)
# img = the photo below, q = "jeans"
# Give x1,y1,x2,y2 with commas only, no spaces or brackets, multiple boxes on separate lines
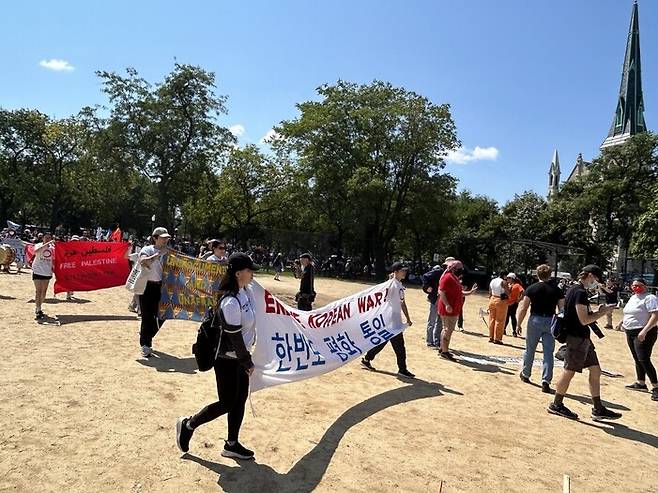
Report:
426,301,443,345
521,314,555,383
625,327,657,384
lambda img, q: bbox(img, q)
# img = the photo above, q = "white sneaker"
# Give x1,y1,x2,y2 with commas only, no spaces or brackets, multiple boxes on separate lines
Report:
141,345,152,358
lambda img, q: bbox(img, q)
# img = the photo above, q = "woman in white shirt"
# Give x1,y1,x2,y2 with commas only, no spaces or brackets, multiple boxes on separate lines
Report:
137,227,171,358
31,233,55,320
176,252,260,460
617,278,658,401
206,240,228,264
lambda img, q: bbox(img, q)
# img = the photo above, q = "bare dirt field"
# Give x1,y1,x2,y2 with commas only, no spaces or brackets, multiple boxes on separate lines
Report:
0,271,655,493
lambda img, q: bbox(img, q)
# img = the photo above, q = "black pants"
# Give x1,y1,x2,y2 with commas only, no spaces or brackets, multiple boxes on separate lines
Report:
138,281,164,347
626,327,657,384
188,357,249,442
298,298,313,311
505,303,518,333
364,333,407,371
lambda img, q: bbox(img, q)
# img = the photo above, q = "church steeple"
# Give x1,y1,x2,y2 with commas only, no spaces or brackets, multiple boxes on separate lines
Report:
548,149,560,201
601,1,647,149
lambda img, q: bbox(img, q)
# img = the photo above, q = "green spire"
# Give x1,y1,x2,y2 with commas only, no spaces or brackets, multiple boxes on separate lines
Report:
601,1,646,149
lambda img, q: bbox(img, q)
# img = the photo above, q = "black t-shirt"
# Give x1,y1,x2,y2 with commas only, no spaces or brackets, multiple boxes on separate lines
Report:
525,280,564,316
564,284,591,338
422,268,444,303
299,264,315,294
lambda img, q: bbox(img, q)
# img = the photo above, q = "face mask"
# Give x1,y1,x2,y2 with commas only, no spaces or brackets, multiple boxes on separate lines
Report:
632,285,646,295
453,268,464,277
586,280,599,289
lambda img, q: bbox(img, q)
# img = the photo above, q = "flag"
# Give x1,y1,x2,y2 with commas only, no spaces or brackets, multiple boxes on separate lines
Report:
109,227,122,242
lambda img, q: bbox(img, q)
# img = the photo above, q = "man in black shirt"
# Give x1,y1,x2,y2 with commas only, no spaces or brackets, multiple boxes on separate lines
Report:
297,253,315,311
422,259,451,347
546,265,621,421
517,264,565,393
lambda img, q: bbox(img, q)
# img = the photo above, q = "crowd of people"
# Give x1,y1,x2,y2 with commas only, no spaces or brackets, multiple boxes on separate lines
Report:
2,224,657,461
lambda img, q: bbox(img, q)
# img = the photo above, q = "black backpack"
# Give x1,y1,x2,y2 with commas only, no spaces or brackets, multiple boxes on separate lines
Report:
192,294,239,371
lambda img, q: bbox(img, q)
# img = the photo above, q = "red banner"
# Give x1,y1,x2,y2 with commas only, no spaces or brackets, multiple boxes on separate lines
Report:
53,241,130,294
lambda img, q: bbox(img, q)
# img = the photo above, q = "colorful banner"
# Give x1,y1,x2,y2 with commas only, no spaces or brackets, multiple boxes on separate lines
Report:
53,241,130,294
158,250,227,321
248,278,404,392
2,238,28,266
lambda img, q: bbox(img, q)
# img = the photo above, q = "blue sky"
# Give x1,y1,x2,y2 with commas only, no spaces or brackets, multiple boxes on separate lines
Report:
2,0,656,205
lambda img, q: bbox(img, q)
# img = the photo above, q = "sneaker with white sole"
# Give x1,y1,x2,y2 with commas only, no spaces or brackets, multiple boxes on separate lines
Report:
591,406,622,421
175,417,194,453
221,441,254,460
141,345,152,358
361,358,374,370
547,402,579,420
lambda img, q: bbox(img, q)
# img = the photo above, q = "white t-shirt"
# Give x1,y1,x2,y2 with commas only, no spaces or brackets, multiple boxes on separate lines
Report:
490,278,506,296
221,289,256,350
622,293,658,330
32,242,54,276
206,254,227,263
139,245,166,282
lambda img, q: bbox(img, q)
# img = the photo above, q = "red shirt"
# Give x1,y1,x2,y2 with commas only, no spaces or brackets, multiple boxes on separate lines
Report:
437,272,464,316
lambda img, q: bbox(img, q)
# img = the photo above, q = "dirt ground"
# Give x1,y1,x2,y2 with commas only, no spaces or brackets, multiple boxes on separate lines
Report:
0,270,656,493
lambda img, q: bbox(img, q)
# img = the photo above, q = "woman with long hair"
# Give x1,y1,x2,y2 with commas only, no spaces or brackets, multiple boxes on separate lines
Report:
176,252,260,460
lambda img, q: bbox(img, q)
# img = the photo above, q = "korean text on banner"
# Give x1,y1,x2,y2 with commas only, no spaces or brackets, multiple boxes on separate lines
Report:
247,278,404,393
158,250,227,322
53,241,130,294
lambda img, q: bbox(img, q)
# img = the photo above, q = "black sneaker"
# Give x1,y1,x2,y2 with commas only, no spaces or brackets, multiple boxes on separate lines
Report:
398,369,415,378
493,340,504,345
541,382,554,394
221,441,254,460
176,417,194,453
439,351,455,360
591,407,622,421
361,358,374,370
625,382,648,392
519,372,531,384
547,403,579,420
35,311,45,321
652,388,658,402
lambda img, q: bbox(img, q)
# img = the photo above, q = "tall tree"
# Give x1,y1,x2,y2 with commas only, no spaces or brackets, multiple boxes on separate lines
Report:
274,80,459,274
96,64,235,228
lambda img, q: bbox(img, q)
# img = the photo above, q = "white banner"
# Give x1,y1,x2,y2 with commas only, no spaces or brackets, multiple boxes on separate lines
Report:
248,278,404,392
2,237,27,266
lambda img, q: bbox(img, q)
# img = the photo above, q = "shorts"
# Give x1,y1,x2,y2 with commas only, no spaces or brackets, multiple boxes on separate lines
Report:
32,273,52,281
564,335,599,373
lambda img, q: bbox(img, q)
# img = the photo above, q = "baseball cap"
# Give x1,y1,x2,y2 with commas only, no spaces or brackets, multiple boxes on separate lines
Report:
70,235,81,241
432,264,442,270
300,253,312,260
443,256,456,266
228,252,261,271
581,264,604,281
151,227,171,238
507,273,517,279
388,261,409,272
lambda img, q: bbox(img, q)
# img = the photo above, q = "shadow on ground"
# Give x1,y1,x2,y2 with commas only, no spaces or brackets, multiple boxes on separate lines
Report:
136,350,198,374
56,314,137,325
183,380,459,492
578,420,657,449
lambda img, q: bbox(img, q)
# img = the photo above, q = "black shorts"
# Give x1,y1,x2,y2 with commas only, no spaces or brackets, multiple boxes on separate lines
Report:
32,273,52,281
564,335,599,373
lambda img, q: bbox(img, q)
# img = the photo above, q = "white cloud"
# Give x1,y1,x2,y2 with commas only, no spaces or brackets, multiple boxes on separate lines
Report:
259,128,280,145
445,146,499,164
229,124,245,138
39,59,75,72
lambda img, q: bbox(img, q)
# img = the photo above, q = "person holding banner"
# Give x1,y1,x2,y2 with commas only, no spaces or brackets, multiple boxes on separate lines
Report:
138,227,171,358
361,262,415,378
207,240,228,264
32,233,55,320
176,252,260,460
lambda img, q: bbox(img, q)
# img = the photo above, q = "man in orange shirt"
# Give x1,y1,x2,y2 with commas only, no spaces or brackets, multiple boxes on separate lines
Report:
505,273,524,337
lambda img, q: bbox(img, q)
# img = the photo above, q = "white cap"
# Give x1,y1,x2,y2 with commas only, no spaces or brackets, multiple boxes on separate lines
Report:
507,272,517,279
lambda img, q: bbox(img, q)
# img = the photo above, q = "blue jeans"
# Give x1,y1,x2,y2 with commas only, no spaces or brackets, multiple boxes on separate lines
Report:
522,314,555,383
426,301,443,345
